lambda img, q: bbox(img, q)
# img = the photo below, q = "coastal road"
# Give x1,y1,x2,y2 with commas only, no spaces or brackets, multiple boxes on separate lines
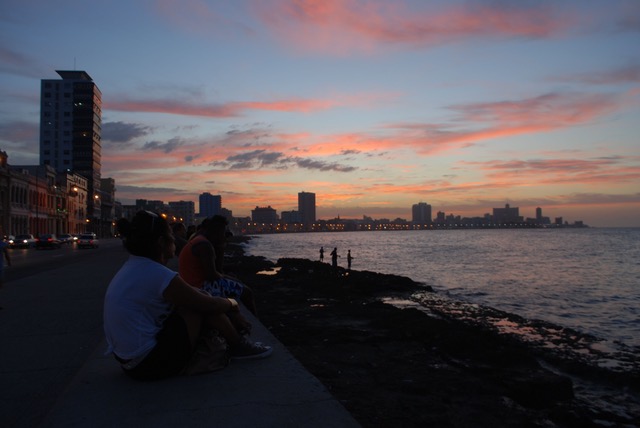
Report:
0,239,129,428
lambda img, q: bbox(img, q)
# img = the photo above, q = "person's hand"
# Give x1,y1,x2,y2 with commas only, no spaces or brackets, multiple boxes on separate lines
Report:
228,298,239,312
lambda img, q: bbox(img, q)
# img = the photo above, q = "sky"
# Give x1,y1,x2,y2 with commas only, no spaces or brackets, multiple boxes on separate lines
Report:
1,0,639,227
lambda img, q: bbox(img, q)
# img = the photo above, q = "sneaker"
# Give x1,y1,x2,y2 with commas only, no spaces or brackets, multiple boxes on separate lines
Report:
230,338,273,360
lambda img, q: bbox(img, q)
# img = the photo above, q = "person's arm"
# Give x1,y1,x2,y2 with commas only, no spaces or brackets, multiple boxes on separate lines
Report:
163,274,238,314
2,247,9,266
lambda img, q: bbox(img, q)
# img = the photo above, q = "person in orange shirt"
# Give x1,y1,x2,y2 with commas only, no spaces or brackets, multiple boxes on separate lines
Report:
179,215,258,321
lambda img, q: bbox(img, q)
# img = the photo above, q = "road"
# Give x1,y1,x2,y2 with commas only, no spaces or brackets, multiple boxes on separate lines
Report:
4,239,124,283
0,239,129,428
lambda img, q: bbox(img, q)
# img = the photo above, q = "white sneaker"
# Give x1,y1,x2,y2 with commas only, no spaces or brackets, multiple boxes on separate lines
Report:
230,338,273,360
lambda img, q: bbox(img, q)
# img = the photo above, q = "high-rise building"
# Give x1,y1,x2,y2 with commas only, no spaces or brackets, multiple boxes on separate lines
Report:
199,192,221,217
412,202,432,225
298,191,316,228
40,70,102,221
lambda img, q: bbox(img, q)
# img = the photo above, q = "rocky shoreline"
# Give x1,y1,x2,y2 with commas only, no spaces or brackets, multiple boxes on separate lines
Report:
225,238,639,427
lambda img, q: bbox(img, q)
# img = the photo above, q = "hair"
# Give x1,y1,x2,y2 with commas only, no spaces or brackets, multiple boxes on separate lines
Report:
201,215,228,231
117,210,171,259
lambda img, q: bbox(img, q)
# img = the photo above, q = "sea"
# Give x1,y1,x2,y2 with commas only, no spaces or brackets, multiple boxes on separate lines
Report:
244,228,640,351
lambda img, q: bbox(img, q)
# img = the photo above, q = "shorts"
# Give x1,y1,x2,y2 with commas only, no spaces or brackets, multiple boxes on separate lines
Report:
122,312,192,381
202,277,244,298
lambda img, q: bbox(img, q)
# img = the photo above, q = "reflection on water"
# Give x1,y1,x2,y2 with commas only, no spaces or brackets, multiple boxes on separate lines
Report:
256,267,282,276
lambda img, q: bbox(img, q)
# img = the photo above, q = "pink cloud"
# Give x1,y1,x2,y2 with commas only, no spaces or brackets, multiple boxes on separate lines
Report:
382,92,621,154
254,0,567,54
461,157,640,187
103,93,379,117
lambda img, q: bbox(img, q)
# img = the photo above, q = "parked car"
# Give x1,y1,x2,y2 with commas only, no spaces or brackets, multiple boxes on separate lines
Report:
58,233,73,244
36,234,62,249
3,235,16,247
77,233,99,249
13,234,37,248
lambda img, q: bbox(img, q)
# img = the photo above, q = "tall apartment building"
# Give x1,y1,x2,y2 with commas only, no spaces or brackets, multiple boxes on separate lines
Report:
40,70,102,221
199,192,221,217
298,191,316,228
412,202,432,225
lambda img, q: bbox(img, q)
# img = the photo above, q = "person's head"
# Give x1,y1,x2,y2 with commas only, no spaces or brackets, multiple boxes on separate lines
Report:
200,215,229,243
117,210,175,262
171,222,186,238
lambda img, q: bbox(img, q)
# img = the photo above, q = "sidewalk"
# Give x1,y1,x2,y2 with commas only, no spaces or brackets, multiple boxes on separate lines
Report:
0,243,359,428
41,308,359,428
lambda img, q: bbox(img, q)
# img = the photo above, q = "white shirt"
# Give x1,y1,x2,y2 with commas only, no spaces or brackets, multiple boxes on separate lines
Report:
104,255,177,360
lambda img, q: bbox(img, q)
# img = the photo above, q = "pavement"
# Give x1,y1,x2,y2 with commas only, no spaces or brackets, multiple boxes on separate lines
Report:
0,241,360,428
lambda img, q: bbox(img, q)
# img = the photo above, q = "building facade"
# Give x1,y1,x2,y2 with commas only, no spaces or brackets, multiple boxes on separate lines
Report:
492,204,522,224
298,191,316,229
40,70,102,224
412,202,432,226
168,200,195,226
199,192,221,217
251,206,278,224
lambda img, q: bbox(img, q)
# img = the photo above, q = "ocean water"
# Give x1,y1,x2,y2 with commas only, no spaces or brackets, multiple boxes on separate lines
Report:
245,228,640,349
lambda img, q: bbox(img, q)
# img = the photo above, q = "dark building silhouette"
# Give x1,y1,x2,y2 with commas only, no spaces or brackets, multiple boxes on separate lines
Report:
40,70,102,222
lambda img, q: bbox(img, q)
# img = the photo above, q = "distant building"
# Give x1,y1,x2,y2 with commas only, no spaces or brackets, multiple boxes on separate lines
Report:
199,192,221,217
298,191,316,229
40,70,102,223
412,202,432,225
492,204,522,224
135,199,165,213
252,206,278,224
281,210,301,224
0,151,9,235
168,200,195,226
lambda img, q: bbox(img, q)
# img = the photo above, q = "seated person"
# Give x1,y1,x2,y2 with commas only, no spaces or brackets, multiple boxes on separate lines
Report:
104,210,271,381
179,215,258,318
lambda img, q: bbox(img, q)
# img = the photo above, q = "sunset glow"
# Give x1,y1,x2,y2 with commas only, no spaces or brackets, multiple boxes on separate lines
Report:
1,0,639,226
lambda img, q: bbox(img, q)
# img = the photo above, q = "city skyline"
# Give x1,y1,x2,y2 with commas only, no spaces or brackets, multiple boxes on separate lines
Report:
1,1,639,227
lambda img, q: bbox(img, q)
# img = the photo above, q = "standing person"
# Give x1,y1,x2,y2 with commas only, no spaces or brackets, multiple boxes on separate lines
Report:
179,216,258,317
347,250,353,270
104,210,271,381
330,247,339,269
319,246,324,262
0,234,11,310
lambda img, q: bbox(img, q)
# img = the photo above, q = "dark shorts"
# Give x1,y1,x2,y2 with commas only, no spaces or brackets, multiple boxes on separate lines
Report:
123,312,192,381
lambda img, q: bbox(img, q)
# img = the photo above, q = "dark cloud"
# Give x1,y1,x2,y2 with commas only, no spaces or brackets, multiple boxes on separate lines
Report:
551,63,640,85
0,120,39,162
118,184,191,196
211,149,357,173
293,157,357,172
0,120,39,143
0,45,45,78
102,121,150,144
142,137,184,153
